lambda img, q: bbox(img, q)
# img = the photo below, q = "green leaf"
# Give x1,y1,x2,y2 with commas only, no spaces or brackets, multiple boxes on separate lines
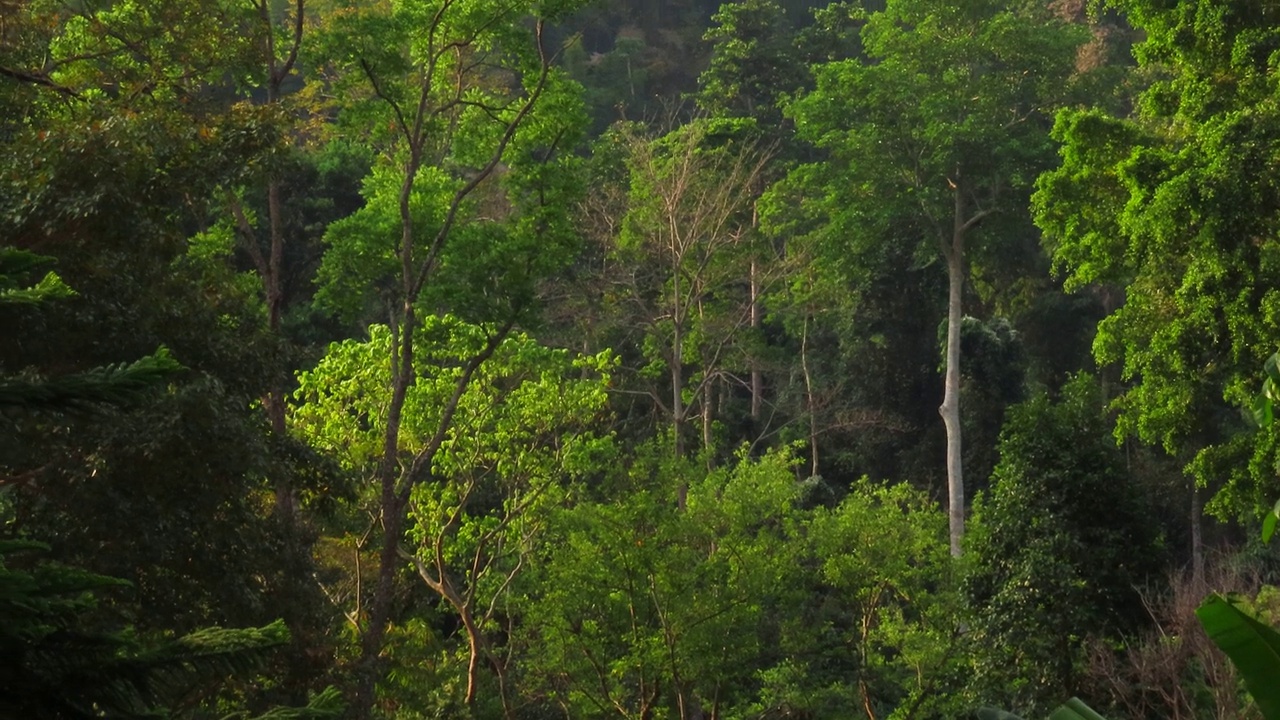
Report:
236,686,345,719
0,270,76,305
1264,352,1280,388
976,698,1108,720
0,346,183,410
1264,499,1280,544
1252,392,1274,428
976,708,1025,720
1265,378,1280,406
1196,593,1280,718
1048,697,1109,720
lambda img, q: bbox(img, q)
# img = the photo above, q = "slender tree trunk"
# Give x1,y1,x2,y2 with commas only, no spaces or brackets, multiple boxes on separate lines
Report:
698,298,714,467
459,606,484,707
256,0,304,518
1191,481,1204,587
265,180,285,332
353,397,413,715
672,263,685,445
859,677,877,720
702,378,713,464
355,489,408,716
750,258,762,423
263,178,297,517
941,204,966,558
353,154,422,719
801,315,819,477
672,267,688,508
672,317,685,457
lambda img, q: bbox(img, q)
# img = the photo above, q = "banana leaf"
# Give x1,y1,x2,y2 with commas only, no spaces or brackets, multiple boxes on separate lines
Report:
1196,593,1280,719
975,697,1107,720
1048,697,1108,720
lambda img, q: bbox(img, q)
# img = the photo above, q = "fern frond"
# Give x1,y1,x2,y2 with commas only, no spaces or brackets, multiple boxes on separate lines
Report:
0,347,183,410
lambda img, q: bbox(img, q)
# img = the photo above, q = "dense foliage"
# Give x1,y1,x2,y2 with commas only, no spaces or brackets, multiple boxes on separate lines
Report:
6,0,1280,718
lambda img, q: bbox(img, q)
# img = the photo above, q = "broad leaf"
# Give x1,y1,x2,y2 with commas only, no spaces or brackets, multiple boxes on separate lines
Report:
1196,593,1280,718
976,708,1025,720
1253,392,1275,428
1264,352,1280,388
1264,499,1280,544
1048,697,1109,720
977,697,1108,720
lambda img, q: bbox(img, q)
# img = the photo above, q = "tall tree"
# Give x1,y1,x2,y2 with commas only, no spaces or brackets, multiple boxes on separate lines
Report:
293,321,612,714
308,0,587,713
696,0,809,450
221,0,314,518
1033,0,1280,548
613,119,771,480
782,0,1084,554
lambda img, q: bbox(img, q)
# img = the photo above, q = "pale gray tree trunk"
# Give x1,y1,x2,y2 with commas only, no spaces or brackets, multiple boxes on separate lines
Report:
941,244,965,558
801,315,819,478
939,175,993,557
940,179,979,558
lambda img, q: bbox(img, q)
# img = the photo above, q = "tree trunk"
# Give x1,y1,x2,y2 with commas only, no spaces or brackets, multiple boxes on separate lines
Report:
699,296,714,467
257,0,303,519
672,267,688,508
1191,481,1204,587
941,213,966,558
702,378,714,467
672,317,685,459
750,258,762,423
352,155,422,719
354,491,407,717
801,315,819,477
459,605,484,707
264,177,296,518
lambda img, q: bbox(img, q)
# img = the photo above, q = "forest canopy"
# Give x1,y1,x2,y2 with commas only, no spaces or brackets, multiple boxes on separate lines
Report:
4,0,1280,718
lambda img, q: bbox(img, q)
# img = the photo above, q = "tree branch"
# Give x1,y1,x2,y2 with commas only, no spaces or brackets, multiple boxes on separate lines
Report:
410,20,554,299
359,58,411,143
0,66,80,97
960,207,995,234
225,191,270,279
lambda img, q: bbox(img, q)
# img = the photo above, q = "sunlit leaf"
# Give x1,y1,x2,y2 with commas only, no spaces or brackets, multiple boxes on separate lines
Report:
1196,593,1280,718
1264,499,1280,544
